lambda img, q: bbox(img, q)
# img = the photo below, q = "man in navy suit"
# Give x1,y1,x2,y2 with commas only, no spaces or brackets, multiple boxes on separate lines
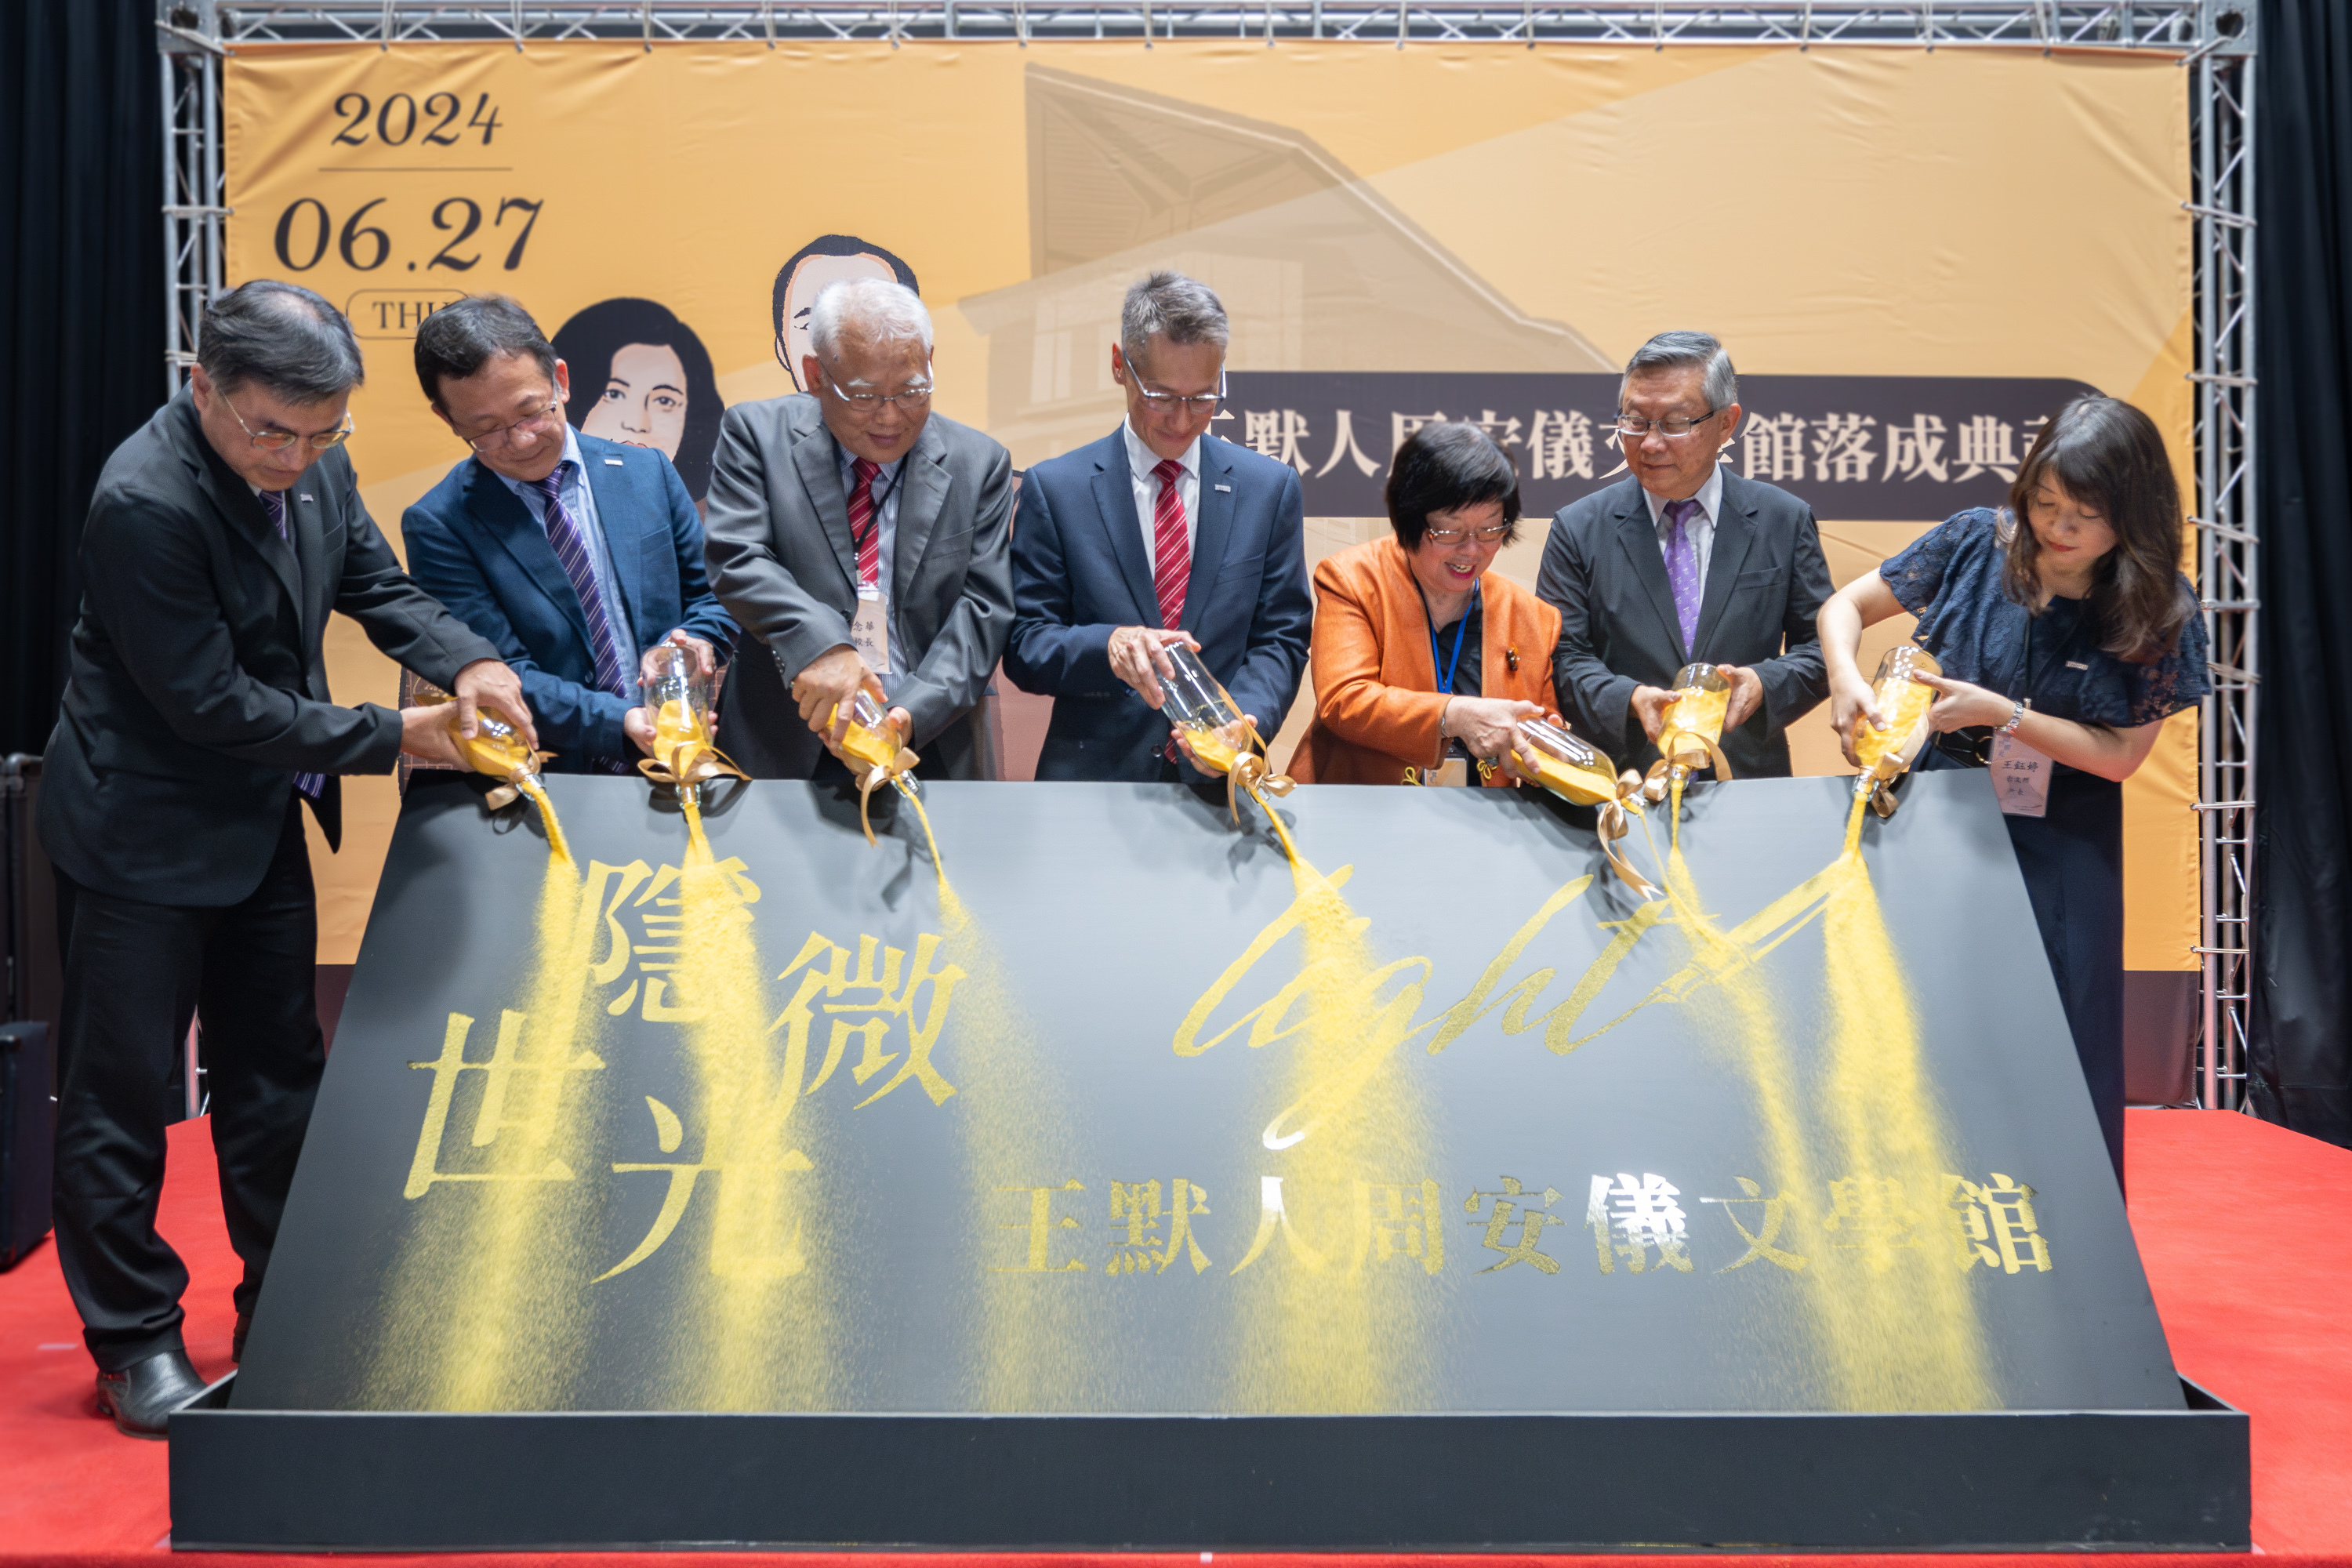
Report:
1005,271,1312,780
403,296,736,772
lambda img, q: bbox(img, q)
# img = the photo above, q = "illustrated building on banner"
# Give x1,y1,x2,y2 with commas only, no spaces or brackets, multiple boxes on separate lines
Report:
958,65,1611,467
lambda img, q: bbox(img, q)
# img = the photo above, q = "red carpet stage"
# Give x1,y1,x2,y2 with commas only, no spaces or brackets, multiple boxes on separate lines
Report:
3,1109,2346,1568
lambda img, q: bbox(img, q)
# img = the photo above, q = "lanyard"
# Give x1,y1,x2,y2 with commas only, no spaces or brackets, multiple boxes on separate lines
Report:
1417,580,1479,696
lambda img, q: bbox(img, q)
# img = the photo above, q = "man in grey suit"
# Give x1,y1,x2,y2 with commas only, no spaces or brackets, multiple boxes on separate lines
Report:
704,277,1013,779
1537,331,1833,778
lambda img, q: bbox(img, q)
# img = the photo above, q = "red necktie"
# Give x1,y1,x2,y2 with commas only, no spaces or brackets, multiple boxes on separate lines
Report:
849,457,882,590
1151,458,1189,631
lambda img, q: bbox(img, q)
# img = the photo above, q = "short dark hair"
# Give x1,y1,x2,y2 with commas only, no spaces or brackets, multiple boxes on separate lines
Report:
413,294,557,405
771,235,920,341
1385,423,1523,550
2004,395,2193,665
550,296,725,502
197,280,365,402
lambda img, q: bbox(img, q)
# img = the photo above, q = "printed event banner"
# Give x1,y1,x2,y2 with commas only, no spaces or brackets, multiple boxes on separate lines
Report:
219,42,2197,968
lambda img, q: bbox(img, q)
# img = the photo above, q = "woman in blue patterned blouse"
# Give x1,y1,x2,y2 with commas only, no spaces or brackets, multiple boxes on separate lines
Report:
1817,396,2211,1187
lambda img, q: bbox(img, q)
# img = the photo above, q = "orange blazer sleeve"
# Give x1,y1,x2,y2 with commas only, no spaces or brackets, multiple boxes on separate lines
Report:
1308,542,1450,772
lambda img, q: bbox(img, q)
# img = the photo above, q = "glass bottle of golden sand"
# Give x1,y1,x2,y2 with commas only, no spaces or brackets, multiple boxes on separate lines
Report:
1515,717,1620,807
641,644,716,803
1156,644,1254,775
830,688,907,775
1658,662,1732,779
451,710,543,791
1852,644,1942,792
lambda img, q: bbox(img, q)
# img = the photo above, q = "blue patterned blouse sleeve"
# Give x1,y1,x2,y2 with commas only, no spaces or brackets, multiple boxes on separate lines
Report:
1880,510,1999,619
2125,579,2213,726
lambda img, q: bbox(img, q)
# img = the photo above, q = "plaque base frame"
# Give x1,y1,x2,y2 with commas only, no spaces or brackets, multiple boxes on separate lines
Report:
168,1375,2248,1552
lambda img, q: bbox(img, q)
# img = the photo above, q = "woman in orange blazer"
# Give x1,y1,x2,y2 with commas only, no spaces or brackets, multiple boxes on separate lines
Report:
1287,423,1562,786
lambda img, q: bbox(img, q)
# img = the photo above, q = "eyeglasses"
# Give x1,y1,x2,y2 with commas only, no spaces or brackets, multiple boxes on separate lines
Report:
464,398,566,453
1611,408,1723,440
1425,524,1512,545
223,396,354,452
824,378,935,415
1128,368,1227,418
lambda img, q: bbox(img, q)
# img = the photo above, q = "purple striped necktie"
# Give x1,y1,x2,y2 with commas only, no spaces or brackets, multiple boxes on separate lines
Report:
534,462,631,702
1663,497,1704,653
260,488,325,803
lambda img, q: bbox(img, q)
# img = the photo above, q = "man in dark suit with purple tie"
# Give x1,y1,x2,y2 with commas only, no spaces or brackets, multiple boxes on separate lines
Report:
402,295,737,775
1537,331,1833,778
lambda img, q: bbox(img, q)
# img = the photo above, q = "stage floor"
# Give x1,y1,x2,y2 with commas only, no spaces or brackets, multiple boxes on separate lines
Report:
2,1108,2344,1567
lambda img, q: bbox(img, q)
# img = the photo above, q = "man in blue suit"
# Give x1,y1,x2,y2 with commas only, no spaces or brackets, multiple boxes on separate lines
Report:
1006,272,1312,780
403,296,735,772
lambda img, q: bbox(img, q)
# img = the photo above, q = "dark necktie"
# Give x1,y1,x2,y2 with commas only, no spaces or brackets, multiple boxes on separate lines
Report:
1663,497,1704,654
534,462,630,701
1152,459,1195,766
260,488,325,803
848,457,883,590
533,463,636,773
1151,458,1191,631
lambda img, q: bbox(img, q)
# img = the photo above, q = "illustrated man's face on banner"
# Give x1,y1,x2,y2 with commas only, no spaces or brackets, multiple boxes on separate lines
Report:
779,252,902,390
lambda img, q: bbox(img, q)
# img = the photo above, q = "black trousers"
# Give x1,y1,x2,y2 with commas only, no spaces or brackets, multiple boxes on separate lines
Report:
52,799,325,1370
1926,753,2127,1186
2003,770,2129,1189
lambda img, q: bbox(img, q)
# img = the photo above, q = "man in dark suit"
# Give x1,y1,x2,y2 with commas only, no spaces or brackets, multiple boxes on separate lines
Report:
38,281,532,1436
402,295,736,772
1537,331,1832,778
705,276,1013,779
1004,271,1312,780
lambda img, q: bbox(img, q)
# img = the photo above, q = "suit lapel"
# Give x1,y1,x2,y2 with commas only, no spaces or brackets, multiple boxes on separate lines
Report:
789,404,860,592
1690,472,1757,659
891,420,951,598
1092,428,1162,626
463,459,591,644
1613,483,1690,665
289,471,332,686
575,436,641,638
1179,437,1236,633
188,428,303,621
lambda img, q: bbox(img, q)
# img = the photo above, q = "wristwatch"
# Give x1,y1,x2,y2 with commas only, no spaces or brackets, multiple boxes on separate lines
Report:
1999,699,2028,736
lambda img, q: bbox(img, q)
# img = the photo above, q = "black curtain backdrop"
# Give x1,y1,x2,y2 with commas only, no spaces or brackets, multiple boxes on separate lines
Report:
0,0,165,757
2251,0,2352,1143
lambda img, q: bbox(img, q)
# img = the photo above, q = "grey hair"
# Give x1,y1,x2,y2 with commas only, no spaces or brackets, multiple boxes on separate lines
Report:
809,277,933,361
197,280,365,403
1120,270,1230,367
1621,330,1737,413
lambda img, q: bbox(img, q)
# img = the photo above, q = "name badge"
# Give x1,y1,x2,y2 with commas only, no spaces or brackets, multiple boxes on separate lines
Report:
1991,731,2052,818
851,586,891,677
1427,757,1471,787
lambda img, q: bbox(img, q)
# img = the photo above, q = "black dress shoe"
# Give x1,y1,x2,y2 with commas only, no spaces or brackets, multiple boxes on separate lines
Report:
93,1348,208,1439
232,1312,250,1363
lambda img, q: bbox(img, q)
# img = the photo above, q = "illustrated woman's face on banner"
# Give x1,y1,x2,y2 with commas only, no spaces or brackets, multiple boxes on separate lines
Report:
579,341,688,459
779,252,901,390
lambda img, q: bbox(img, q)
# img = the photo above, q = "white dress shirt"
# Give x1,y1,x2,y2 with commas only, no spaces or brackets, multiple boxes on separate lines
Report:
1642,463,1726,590
1122,420,1200,578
